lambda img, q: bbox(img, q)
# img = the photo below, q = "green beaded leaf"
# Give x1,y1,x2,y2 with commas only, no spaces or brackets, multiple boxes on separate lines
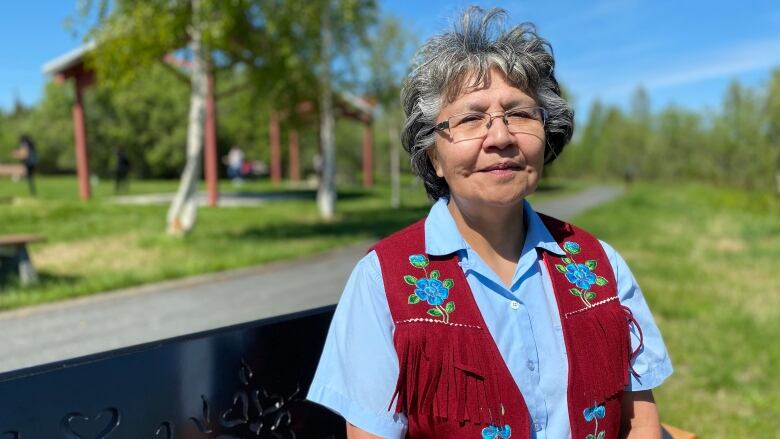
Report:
569,288,582,297
408,294,420,304
585,259,597,270
403,275,417,285
443,279,454,289
445,301,455,313
430,270,440,279
597,431,605,439
595,276,608,286
585,291,597,300
555,264,567,273
427,308,443,317
586,435,596,439
562,257,573,264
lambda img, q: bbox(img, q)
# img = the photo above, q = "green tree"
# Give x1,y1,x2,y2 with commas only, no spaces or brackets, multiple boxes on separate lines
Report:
81,0,377,231
364,15,414,207
763,69,780,194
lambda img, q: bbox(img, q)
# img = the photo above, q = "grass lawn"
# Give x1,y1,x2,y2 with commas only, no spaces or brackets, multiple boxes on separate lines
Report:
572,183,780,438
0,175,577,310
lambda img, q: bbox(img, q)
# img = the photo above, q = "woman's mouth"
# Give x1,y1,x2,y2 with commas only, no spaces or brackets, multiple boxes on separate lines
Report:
480,162,522,175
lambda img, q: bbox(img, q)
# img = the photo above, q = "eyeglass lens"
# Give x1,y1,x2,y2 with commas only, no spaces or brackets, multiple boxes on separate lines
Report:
448,107,545,142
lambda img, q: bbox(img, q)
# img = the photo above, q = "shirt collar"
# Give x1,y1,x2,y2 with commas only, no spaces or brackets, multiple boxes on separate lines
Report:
522,199,566,257
424,197,566,257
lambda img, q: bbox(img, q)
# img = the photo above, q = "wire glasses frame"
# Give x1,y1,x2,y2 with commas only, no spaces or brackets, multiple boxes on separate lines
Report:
432,106,548,142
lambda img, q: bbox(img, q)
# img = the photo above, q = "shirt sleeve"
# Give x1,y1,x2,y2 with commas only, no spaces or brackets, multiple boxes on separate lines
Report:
307,250,408,438
600,240,674,391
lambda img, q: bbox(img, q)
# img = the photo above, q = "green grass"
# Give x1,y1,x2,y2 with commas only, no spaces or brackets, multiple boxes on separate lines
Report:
572,183,780,438
0,175,578,310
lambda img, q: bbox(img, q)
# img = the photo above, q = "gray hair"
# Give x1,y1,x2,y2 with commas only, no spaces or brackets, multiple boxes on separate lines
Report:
400,7,574,200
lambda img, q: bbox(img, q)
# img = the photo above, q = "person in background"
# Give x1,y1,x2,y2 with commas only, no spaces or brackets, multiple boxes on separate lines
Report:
307,7,672,439
14,135,37,195
115,147,131,193
224,145,245,184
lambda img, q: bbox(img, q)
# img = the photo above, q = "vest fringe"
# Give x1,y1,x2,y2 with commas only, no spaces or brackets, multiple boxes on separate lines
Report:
622,305,645,379
570,303,633,403
390,327,504,428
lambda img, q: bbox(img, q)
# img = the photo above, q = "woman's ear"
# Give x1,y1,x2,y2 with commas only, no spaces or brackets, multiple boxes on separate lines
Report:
427,147,445,178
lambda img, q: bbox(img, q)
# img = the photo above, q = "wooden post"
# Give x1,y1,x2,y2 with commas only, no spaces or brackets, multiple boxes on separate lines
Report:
289,129,300,182
204,73,219,207
72,79,91,201
269,111,282,184
362,124,373,188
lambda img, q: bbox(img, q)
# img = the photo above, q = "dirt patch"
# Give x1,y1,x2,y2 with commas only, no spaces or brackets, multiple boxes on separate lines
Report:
33,233,164,276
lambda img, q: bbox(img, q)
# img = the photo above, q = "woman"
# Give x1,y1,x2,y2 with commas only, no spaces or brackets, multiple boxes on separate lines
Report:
308,7,672,439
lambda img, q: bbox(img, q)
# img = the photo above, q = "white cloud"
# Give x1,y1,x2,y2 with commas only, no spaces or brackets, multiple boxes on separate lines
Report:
569,36,780,102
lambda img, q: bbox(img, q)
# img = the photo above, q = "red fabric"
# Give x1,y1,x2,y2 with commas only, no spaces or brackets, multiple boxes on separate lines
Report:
539,213,632,439
373,214,632,438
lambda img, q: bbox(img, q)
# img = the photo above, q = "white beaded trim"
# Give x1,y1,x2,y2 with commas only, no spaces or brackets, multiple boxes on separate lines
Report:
564,296,619,319
394,317,482,329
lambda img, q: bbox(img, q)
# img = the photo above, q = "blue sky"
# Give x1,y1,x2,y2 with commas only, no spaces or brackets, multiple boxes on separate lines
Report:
2,0,780,119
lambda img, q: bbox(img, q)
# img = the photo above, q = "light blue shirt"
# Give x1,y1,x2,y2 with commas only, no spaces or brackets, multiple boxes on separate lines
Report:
308,198,672,438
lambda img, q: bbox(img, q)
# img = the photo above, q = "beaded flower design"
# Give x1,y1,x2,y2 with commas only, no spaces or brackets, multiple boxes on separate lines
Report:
481,423,511,439
583,403,606,439
404,254,455,323
554,241,609,308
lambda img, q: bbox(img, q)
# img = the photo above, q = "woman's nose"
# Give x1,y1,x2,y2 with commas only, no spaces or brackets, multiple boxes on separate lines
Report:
483,116,514,150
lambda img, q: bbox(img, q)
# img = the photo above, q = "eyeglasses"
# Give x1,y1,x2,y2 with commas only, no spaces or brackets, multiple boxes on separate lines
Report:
433,106,547,142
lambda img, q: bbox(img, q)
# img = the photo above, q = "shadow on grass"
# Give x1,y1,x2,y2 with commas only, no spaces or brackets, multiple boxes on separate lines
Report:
230,188,370,202
232,205,431,242
0,271,80,293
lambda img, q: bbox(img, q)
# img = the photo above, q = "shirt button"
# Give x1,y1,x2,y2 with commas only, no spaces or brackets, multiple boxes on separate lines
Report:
509,300,520,310
527,360,536,371
532,422,542,432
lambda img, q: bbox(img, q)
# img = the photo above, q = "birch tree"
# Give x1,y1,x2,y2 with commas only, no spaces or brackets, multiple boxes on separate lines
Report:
166,0,206,234
82,0,376,227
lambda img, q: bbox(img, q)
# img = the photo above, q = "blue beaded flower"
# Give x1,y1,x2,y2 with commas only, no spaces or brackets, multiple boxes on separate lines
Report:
565,263,597,290
414,278,449,306
482,424,511,439
563,241,581,254
403,254,455,322
583,404,606,422
409,254,429,268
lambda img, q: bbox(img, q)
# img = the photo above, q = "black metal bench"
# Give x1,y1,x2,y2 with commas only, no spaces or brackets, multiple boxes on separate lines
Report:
0,305,345,439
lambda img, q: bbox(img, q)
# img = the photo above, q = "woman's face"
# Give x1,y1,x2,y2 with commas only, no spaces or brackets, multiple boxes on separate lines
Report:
429,68,546,211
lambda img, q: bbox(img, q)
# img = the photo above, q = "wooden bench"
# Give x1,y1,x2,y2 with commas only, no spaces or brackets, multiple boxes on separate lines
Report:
0,163,25,179
0,234,45,286
663,423,698,439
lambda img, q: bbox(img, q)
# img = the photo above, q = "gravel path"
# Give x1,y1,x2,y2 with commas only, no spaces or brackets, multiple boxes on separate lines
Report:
0,185,621,373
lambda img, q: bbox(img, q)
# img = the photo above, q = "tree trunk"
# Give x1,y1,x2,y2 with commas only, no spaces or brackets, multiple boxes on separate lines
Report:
775,170,780,196
167,0,207,235
389,118,401,208
317,0,336,219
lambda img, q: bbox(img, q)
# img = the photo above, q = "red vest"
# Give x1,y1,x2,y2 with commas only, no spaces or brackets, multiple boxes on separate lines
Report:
373,214,641,438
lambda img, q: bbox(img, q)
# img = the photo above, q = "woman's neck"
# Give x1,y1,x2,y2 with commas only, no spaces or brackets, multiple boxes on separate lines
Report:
447,196,526,285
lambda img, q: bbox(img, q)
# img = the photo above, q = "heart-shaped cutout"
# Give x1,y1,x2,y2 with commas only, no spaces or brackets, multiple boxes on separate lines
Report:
220,391,249,428
60,408,120,439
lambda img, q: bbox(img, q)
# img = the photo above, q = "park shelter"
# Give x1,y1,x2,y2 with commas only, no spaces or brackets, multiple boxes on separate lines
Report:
42,42,219,204
42,44,376,203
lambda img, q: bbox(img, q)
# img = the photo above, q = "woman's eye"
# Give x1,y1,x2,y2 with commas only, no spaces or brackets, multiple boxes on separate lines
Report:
508,110,534,120
454,114,485,126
